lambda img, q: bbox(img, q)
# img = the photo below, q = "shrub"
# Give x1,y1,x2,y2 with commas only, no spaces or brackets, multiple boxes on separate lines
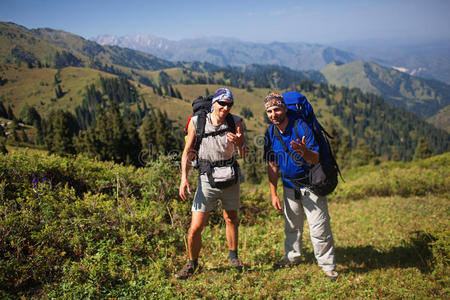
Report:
331,153,450,200
0,150,190,297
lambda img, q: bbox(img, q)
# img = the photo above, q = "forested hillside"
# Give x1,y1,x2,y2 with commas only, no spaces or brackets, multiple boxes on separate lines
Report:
0,22,449,168
1,62,448,169
321,61,450,119
0,20,449,300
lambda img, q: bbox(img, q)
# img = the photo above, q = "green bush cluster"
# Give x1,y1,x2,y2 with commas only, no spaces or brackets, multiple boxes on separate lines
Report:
0,150,191,298
1,150,448,298
332,152,450,200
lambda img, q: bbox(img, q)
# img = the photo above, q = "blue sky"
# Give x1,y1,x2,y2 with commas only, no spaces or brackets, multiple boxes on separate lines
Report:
0,0,449,44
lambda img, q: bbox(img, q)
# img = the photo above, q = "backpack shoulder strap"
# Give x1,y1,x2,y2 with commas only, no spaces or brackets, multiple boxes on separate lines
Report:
273,122,305,167
194,113,207,154
294,119,302,142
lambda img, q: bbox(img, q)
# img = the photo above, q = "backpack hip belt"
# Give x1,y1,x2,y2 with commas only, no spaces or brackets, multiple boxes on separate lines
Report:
197,157,239,189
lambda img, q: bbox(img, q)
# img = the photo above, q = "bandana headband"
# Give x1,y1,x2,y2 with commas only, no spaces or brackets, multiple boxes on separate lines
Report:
212,88,233,104
211,88,233,112
264,94,285,110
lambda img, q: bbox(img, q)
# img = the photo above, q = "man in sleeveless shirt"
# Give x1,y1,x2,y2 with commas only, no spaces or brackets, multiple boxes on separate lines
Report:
178,88,248,279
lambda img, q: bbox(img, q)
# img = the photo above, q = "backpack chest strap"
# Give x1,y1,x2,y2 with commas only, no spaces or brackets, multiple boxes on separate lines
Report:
203,128,229,138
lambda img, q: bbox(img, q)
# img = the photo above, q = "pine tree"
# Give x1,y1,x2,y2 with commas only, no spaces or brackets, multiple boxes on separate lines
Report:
52,112,78,155
55,84,63,99
243,143,263,184
44,110,79,155
337,134,352,168
163,85,170,96
0,101,7,118
155,110,181,155
141,111,158,159
327,119,340,157
176,88,182,99
169,85,176,98
7,106,15,120
34,119,44,145
140,109,181,160
352,141,375,167
19,104,41,125
0,138,7,154
413,137,432,160
125,117,142,166
21,129,29,143
136,102,143,119
80,103,137,164
12,129,20,142
240,107,254,119
142,99,149,112
390,146,401,161
0,125,5,137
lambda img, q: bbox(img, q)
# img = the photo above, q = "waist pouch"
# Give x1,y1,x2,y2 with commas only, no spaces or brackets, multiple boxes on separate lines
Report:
286,161,338,196
198,157,239,189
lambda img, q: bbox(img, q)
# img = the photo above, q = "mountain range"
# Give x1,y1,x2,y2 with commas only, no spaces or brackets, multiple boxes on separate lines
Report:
91,34,450,85
92,34,359,71
0,22,176,72
90,33,450,127
331,39,450,84
321,61,450,119
0,21,449,139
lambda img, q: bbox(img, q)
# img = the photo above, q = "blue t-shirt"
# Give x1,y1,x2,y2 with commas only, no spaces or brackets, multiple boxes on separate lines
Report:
264,117,319,189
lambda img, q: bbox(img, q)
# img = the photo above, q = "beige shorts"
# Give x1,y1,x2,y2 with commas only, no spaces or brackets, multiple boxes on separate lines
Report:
192,177,240,212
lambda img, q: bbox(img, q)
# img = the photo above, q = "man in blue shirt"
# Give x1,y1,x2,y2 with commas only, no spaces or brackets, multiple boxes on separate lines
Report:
263,92,338,282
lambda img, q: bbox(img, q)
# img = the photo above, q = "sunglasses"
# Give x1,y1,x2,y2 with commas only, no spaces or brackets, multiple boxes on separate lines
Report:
216,100,233,107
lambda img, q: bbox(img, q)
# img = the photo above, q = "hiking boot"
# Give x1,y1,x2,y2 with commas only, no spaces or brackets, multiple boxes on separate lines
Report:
273,258,300,269
177,262,197,280
324,269,339,282
230,258,243,271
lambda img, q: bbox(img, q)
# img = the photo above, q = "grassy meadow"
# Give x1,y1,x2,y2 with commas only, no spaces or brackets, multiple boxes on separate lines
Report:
0,148,448,299
0,63,345,143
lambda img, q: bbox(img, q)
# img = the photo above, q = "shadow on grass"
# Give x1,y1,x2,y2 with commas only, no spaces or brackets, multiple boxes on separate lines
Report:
207,263,257,274
336,231,436,274
200,231,436,276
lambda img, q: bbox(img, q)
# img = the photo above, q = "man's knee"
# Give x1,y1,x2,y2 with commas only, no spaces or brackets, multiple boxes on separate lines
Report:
223,210,239,225
310,222,332,241
189,212,209,238
189,222,204,238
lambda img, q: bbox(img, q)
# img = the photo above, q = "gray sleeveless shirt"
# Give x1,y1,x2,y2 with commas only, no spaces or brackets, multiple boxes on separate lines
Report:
191,113,241,183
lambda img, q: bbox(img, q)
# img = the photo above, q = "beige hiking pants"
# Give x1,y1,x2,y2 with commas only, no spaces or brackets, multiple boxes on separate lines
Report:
283,187,336,272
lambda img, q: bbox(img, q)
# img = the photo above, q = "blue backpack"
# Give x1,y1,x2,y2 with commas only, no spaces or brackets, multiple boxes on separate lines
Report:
272,91,341,196
282,91,334,163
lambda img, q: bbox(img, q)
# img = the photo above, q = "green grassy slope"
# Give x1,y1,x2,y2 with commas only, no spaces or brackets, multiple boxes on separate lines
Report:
0,22,87,66
0,64,116,118
2,63,449,161
31,26,176,70
321,61,450,119
0,22,176,72
0,63,342,143
1,21,448,160
1,149,448,298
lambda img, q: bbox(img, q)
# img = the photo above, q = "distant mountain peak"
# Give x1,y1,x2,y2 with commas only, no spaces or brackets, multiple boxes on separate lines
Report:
90,34,358,71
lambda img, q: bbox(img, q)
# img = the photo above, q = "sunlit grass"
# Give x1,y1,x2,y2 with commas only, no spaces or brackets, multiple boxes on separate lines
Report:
0,151,448,298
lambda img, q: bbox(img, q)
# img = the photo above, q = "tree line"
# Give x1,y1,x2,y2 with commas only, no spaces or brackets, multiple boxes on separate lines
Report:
2,72,448,171
7,77,183,166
